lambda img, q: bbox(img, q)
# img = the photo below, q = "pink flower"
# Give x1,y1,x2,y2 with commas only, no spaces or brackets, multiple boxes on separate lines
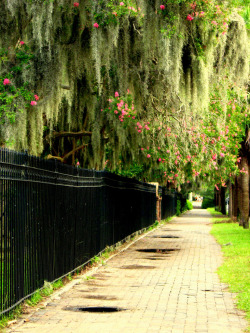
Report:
3,78,10,85
160,5,165,10
186,14,194,21
76,161,80,166
141,148,144,151
158,158,162,162
114,110,118,114
20,41,25,45
30,101,37,106
211,21,218,26
93,23,99,28
174,174,178,178
190,2,196,10
199,11,205,17
147,154,151,158
73,2,79,7
120,2,124,5
115,91,119,97
220,153,225,157
34,94,39,101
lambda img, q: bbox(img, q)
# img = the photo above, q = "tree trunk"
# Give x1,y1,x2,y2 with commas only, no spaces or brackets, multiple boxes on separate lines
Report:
220,186,226,215
231,178,238,221
240,156,249,229
237,173,243,226
229,181,233,218
214,188,219,211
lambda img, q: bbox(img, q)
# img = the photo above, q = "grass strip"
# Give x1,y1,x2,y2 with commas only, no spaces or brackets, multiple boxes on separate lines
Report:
207,207,224,216
211,222,250,331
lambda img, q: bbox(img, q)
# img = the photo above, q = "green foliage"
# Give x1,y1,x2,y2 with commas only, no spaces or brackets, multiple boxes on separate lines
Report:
26,291,43,306
229,0,250,29
41,281,53,296
202,198,215,209
0,305,22,330
200,187,215,209
186,199,193,210
90,256,100,264
52,279,63,289
148,220,159,231
102,91,137,129
101,245,115,259
106,161,145,180
241,6,250,29
180,199,193,213
0,43,38,125
176,199,181,216
92,0,143,27
207,207,223,216
211,223,250,328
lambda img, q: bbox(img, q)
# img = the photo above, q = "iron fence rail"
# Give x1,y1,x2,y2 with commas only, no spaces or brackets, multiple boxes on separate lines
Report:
0,148,161,315
0,149,180,316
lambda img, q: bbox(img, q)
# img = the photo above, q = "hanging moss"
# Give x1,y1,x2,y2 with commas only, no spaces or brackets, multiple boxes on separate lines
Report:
0,0,248,172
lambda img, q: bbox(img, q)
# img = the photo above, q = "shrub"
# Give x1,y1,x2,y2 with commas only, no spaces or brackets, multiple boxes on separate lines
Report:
176,199,181,216
186,200,193,210
202,197,215,209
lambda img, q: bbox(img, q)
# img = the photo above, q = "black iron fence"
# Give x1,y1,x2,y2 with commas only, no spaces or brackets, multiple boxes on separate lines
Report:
0,148,161,315
0,148,183,315
160,188,177,219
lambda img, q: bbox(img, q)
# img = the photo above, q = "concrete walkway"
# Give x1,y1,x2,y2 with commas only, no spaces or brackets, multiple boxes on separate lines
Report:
7,209,248,333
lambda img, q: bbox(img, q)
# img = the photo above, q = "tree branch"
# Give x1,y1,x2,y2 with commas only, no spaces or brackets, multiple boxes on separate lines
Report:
46,144,88,163
49,130,92,139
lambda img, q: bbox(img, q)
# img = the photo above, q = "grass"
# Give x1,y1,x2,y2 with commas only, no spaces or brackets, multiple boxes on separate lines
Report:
211,222,250,331
207,207,223,216
0,278,65,330
207,207,235,224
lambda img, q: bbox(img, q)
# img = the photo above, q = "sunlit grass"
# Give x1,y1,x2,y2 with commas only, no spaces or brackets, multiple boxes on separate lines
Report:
211,223,250,331
207,207,223,216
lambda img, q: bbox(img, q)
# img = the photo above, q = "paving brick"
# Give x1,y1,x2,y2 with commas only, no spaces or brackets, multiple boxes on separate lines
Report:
6,209,248,333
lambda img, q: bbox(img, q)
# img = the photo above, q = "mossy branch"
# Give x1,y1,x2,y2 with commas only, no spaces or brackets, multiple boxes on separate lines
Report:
49,130,92,139
47,144,88,162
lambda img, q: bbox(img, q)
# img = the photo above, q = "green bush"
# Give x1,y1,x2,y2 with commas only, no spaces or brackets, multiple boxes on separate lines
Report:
186,200,193,210
202,197,215,209
181,199,193,213
176,199,181,216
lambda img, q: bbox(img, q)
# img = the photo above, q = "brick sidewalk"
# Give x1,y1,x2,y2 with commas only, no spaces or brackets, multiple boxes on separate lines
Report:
6,209,248,333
